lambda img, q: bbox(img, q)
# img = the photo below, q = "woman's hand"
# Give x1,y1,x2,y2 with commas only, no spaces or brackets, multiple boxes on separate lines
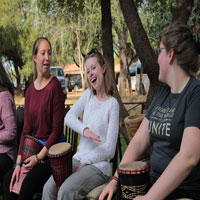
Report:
74,162,82,172
84,128,101,142
99,179,118,200
10,165,21,192
23,155,38,173
134,195,146,200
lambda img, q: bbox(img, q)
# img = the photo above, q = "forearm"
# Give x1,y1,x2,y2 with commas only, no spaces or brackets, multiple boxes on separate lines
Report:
82,117,119,165
113,137,142,177
0,115,17,144
37,146,48,160
65,112,86,135
114,121,150,177
146,152,195,200
81,137,118,165
114,139,149,177
16,155,22,164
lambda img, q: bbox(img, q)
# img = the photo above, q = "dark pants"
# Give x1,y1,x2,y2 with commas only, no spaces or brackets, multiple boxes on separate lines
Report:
151,176,200,200
0,153,13,178
3,158,51,200
165,188,200,200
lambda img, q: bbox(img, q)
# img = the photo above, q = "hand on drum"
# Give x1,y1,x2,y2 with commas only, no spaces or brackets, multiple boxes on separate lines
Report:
84,128,101,142
23,155,38,173
99,179,118,200
10,165,21,192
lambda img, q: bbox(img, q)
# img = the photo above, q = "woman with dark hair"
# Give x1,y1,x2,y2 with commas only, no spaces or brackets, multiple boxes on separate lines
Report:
42,49,119,200
0,63,17,178
3,37,65,200
100,22,200,200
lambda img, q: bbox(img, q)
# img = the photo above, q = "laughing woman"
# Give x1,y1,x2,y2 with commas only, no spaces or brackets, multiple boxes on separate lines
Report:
42,49,120,200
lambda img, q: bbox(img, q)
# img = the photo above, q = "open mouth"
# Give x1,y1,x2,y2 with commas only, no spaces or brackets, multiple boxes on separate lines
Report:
91,77,97,83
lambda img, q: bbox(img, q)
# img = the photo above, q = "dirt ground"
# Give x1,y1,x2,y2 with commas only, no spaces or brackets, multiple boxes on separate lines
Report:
14,89,146,112
14,90,84,105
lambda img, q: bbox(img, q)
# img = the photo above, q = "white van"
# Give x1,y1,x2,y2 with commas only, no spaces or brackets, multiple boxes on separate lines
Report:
117,60,150,94
50,66,67,98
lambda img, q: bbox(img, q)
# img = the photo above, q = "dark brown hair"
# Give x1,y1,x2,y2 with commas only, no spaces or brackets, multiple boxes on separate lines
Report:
0,62,14,96
161,22,200,75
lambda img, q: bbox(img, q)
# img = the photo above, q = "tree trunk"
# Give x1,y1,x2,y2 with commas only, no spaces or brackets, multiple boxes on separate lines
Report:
119,0,161,109
172,0,194,23
76,23,85,90
101,0,114,70
14,64,21,91
119,38,131,96
114,22,132,97
101,0,129,144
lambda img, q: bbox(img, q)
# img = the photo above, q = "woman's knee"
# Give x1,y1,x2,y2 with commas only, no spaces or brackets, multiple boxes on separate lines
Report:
42,176,57,200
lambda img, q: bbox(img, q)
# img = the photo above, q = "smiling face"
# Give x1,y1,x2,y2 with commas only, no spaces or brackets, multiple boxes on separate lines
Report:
33,40,52,78
86,56,106,93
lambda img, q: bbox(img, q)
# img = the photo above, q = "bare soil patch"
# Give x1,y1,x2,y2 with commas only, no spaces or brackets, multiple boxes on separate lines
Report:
14,89,146,111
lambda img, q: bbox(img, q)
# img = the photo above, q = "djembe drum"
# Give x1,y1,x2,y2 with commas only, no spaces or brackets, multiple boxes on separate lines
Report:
117,161,150,200
22,135,44,160
124,114,145,141
12,135,43,194
48,142,72,190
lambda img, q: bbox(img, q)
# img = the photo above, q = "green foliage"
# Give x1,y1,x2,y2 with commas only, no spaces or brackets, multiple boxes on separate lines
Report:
1,0,200,89
188,0,200,28
35,0,102,66
139,0,175,50
0,0,23,58
139,0,200,50
37,0,85,22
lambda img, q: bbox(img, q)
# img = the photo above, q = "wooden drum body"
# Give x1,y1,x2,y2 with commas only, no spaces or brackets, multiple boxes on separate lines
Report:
12,135,43,194
48,142,72,189
124,114,145,141
22,135,43,161
117,161,150,200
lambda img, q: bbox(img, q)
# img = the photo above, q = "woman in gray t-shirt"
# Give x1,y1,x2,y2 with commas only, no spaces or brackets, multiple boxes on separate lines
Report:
100,22,200,200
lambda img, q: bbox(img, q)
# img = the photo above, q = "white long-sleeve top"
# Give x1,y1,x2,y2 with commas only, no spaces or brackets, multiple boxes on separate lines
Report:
65,88,119,176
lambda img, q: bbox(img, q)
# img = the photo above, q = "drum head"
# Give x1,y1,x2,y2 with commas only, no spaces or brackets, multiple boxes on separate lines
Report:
118,161,149,174
48,142,71,156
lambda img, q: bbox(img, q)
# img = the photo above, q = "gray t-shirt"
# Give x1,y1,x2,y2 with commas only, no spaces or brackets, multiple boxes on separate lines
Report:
146,77,200,190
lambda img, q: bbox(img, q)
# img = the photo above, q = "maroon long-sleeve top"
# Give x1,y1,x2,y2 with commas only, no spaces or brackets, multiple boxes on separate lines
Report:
18,77,65,155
